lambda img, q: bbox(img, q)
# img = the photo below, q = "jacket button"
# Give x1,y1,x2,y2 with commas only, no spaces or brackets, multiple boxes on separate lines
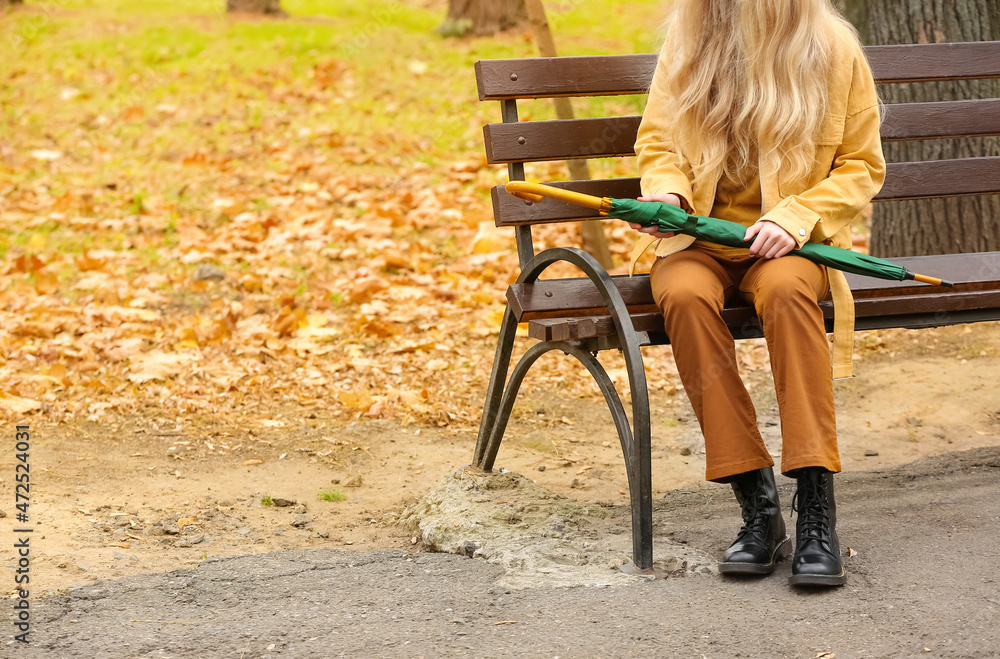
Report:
799,229,807,236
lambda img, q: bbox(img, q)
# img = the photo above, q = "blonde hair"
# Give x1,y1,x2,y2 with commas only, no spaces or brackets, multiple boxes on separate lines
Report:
661,0,861,184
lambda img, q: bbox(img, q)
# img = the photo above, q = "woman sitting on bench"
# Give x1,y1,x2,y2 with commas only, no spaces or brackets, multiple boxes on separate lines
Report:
630,0,886,586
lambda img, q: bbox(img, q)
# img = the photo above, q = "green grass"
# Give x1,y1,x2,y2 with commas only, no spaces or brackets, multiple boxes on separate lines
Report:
0,0,668,296
317,488,346,502
260,494,274,506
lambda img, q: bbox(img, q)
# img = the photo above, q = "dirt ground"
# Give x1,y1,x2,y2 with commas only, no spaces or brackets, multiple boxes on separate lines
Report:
4,323,999,596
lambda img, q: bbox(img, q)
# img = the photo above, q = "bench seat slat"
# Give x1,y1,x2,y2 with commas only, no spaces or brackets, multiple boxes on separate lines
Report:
476,42,1000,100
526,288,1000,343
507,252,1000,322
493,158,1000,226
483,99,1000,165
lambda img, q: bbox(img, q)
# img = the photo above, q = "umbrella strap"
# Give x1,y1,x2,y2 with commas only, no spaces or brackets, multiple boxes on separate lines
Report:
628,234,660,277
829,269,855,380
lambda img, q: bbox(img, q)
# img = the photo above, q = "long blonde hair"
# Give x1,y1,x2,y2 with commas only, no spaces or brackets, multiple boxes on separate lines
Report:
661,0,861,184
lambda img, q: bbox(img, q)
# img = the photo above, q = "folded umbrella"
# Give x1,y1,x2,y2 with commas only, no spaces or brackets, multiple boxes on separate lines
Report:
505,181,953,287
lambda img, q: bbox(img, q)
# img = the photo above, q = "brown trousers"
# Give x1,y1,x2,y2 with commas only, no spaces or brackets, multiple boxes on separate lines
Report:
650,247,841,482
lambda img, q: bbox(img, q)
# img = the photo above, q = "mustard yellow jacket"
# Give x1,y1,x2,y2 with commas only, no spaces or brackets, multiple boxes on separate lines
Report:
631,24,887,378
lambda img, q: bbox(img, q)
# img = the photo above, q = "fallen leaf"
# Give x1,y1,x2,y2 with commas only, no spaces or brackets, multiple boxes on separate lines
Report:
338,391,374,413
0,392,42,414
128,352,194,383
424,358,449,372
470,221,510,254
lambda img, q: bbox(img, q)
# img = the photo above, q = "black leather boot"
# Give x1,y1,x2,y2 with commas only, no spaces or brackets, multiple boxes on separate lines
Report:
719,467,791,575
789,467,846,586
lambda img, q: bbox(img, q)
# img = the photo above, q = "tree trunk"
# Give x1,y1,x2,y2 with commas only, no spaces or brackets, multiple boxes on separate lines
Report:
862,0,1000,257
524,0,614,269
443,0,527,37
227,0,285,16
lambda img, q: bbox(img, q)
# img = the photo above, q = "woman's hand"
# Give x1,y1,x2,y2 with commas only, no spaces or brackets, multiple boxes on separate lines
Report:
745,220,796,259
628,194,680,239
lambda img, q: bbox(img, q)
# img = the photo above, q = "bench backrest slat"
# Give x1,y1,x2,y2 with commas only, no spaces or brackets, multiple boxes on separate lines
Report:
483,98,1000,165
866,41,1000,84
478,42,1000,271
476,42,1000,100
879,157,1000,200
491,157,1000,226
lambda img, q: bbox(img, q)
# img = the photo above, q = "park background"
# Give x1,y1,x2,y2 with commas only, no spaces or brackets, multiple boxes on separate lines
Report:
1,0,998,597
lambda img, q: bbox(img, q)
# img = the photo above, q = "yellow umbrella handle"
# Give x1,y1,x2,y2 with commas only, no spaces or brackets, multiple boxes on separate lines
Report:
910,273,954,287
505,181,612,214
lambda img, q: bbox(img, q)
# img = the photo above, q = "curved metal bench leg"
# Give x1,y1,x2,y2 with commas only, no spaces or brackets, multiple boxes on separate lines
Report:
478,340,634,471
476,342,556,472
619,344,653,574
477,338,653,571
473,246,655,572
562,345,654,574
473,307,519,470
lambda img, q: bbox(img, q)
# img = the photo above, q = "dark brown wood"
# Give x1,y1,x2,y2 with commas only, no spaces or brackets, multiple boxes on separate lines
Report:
476,55,657,101
483,99,1000,165
475,42,1000,101
492,179,640,227
506,252,1000,322
526,285,1000,341
877,157,1000,201
483,117,642,164
881,99,1000,141
865,42,1000,84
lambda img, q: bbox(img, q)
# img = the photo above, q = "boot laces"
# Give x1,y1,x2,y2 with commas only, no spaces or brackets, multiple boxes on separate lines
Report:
791,480,830,541
737,483,770,541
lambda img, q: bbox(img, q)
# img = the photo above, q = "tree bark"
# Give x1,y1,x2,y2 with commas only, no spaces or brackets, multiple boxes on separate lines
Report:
227,0,285,16
443,0,527,37
862,0,1000,257
523,0,614,269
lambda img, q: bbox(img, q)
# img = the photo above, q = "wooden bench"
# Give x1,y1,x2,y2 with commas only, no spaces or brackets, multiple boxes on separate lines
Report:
470,41,1000,575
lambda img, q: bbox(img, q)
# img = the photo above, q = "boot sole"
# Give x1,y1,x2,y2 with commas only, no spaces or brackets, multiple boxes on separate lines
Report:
718,536,792,575
788,570,847,587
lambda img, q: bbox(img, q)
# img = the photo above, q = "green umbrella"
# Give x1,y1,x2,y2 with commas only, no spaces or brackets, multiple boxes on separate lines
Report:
506,181,953,287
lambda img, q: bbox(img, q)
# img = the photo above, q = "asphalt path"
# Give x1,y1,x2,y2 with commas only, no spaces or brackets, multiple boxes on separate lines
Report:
11,447,1000,658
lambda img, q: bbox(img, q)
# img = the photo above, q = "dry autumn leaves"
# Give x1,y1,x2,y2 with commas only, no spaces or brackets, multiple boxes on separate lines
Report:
0,11,722,433
0,65,650,430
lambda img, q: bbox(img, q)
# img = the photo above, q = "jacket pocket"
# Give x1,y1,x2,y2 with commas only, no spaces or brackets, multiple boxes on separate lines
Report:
778,115,846,197
815,113,846,145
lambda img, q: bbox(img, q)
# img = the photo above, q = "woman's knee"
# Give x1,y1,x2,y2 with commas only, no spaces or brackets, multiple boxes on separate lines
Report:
651,254,727,312
743,260,825,312
655,280,724,312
